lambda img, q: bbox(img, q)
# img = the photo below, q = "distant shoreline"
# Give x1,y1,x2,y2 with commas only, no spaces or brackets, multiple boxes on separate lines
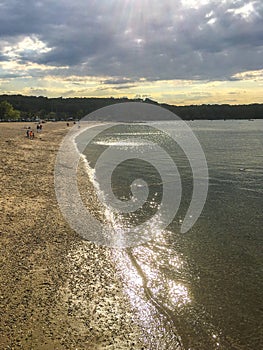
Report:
0,94,262,121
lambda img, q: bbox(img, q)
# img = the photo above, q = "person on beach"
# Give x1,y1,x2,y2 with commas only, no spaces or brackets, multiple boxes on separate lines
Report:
37,124,40,133
26,127,31,138
29,130,34,140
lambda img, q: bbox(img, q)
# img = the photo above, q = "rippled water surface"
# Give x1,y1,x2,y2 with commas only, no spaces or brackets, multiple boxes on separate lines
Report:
82,120,263,350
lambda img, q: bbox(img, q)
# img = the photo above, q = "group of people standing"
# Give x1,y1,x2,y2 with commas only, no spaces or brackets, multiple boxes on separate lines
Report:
36,124,43,132
26,123,43,140
26,127,34,139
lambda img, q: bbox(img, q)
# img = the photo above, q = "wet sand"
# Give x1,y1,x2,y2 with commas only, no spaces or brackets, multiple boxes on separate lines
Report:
0,122,145,349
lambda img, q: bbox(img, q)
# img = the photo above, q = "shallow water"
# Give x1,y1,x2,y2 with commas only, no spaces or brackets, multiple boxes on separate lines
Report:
81,120,263,349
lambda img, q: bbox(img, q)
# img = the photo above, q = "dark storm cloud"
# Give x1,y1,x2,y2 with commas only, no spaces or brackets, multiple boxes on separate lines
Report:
103,78,135,85
0,54,8,62
0,0,262,81
0,72,27,79
0,1,54,37
111,84,136,90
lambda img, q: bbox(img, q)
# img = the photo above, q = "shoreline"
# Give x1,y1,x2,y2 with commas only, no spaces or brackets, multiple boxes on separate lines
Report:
0,122,145,349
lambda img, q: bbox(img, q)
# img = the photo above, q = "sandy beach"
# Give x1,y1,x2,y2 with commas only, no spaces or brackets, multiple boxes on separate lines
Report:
0,122,145,350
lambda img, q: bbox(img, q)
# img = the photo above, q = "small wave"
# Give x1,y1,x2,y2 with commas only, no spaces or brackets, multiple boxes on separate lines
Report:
93,139,151,147
109,132,161,136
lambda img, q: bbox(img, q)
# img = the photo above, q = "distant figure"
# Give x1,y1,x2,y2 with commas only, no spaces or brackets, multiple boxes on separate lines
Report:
67,122,70,127
26,127,31,138
29,130,34,140
37,124,42,132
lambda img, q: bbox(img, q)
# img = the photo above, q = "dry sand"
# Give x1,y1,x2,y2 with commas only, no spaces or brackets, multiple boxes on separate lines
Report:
0,122,145,350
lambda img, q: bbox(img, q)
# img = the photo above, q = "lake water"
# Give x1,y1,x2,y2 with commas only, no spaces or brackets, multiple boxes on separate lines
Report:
81,120,263,350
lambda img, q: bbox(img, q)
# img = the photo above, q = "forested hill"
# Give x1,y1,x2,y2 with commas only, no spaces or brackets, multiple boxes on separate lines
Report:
0,94,262,121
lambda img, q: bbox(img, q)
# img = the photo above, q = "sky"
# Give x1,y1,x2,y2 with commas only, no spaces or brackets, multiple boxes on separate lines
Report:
0,0,262,105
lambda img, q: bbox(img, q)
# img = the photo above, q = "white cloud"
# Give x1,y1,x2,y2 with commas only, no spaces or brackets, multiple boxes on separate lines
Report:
181,0,211,9
1,35,52,60
227,1,258,20
232,69,263,80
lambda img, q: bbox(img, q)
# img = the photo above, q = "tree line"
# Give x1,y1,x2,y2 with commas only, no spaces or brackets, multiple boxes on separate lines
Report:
0,94,262,121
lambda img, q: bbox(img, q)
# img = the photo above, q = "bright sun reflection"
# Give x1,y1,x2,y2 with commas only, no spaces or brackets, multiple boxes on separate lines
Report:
111,239,193,350
167,280,191,307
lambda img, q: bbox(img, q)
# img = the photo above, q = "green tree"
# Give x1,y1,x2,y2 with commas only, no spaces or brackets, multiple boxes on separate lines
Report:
0,100,20,121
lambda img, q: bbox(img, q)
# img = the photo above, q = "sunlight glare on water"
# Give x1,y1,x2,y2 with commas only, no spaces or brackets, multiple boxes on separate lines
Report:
81,120,263,349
